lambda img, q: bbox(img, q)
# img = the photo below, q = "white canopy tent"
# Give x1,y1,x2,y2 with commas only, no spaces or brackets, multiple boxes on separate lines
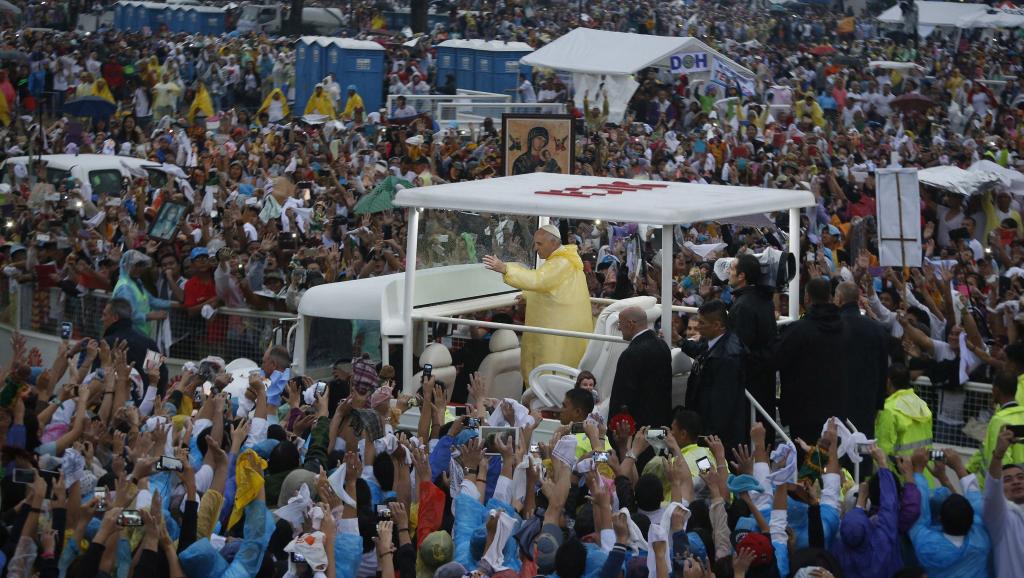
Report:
519,28,756,123
392,173,813,390
918,165,1004,196
878,1,1024,36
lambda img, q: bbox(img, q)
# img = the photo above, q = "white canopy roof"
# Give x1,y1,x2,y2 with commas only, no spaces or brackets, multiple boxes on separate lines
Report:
298,36,385,50
878,1,1024,28
437,39,533,52
519,27,753,78
918,165,1003,196
393,174,813,226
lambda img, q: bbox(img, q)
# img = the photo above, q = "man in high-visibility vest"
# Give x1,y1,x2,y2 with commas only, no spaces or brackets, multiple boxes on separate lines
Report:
669,408,716,481
968,371,1024,481
875,363,934,467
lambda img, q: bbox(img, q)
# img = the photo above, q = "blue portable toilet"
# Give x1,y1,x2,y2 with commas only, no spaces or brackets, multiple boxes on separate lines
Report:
455,40,475,92
323,38,386,118
469,40,493,92
146,3,168,32
129,3,146,30
175,6,190,33
484,40,533,96
165,6,180,32
194,6,225,35
435,39,461,91
185,6,200,34
295,37,328,117
114,2,128,30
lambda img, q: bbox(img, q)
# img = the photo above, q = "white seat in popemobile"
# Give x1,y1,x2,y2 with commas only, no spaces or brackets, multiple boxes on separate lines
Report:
523,296,658,413
413,343,458,403
475,329,523,401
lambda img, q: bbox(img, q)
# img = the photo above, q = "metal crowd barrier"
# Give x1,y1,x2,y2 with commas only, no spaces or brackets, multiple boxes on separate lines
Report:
9,285,296,365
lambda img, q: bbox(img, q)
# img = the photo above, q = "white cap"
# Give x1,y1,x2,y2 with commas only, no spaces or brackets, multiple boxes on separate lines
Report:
538,224,561,242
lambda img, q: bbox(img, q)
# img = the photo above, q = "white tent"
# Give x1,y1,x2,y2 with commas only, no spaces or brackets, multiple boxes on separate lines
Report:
918,165,1003,196
520,28,755,123
969,160,1024,193
878,1,1024,34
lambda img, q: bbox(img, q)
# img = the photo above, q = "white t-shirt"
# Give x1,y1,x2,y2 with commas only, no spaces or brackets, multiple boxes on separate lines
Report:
517,79,537,103
243,222,258,242
931,339,966,426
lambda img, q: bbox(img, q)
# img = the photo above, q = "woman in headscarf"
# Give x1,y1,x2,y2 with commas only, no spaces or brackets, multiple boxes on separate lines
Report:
93,78,116,103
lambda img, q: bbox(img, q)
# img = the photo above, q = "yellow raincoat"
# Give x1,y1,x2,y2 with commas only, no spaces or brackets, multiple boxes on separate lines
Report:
0,90,8,126
340,91,364,120
258,88,290,123
502,244,593,381
188,83,214,123
304,87,336,118
92,79,115,103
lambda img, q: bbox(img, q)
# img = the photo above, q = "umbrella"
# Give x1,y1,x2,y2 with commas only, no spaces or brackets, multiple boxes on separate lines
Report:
889,92,938,112
63,97,117,119
809,45,835,56
0,50,27,62
354,176,412,215
0,0,21,14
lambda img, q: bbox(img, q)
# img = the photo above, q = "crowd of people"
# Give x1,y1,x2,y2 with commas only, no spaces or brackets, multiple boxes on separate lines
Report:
0,0,1023,576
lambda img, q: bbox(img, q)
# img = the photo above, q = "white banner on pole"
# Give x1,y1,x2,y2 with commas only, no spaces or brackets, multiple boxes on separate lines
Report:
709,56,757,97
876,168,922,267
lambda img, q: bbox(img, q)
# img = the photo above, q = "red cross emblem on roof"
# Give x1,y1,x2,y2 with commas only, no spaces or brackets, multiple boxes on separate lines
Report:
534,181,670,198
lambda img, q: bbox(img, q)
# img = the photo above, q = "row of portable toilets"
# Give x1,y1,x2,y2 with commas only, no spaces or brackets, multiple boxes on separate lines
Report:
434,39,533,95
109,6,533,115
294,36,387,118
113,1,226,35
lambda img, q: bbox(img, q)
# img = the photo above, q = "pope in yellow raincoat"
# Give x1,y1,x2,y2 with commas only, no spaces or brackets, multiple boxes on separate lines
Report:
304,84,335,118
483,225,593,382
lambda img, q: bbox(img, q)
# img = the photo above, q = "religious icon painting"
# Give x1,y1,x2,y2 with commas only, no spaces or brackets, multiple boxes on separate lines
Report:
501,113,575,177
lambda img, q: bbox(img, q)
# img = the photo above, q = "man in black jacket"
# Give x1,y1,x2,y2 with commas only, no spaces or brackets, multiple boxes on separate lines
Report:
836,281,890,437
727,254,778,438
608,306,673,428
101,297,168,395
775,278,847,443
681,300,748,450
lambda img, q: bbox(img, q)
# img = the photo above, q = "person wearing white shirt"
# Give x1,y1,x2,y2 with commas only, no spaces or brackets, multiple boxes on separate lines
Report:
391,95,418,120
984,427,1024,578
514,73,536,103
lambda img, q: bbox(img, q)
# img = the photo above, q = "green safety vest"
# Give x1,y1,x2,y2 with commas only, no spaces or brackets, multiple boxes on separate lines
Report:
113,277,152,337
969,404,1024,482
876,389,934,457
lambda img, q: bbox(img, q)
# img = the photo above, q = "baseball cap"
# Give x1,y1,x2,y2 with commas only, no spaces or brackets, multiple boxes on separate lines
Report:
189,247,210,260
532,523,564,574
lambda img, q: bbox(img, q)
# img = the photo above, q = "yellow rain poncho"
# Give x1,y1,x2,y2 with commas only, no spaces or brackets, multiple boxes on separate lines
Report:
258,88,290,123
304,86,335,118
340,89,364,120
188,83,214,123
92,79,115,103
228,449,268,529
502,243,593,380
0,90,8,126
